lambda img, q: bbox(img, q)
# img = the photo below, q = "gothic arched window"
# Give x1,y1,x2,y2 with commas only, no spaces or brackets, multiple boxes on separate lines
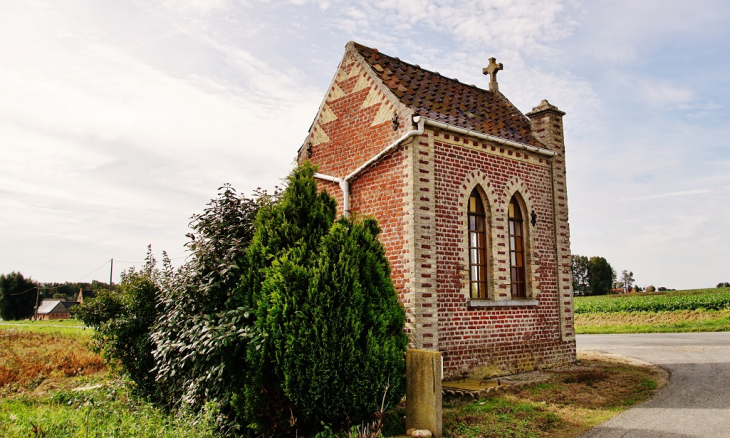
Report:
468,188,488,298
508,196,526,298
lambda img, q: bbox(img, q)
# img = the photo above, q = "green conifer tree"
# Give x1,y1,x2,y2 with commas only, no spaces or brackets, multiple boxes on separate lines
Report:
238,163,407,436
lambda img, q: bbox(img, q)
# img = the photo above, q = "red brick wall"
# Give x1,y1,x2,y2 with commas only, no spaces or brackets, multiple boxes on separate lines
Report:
431,131,575,375
308,56,411,183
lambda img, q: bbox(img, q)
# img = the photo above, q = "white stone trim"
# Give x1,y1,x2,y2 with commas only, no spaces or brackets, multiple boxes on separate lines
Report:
468,299,538,308
501,177,539,301
459,171,499,302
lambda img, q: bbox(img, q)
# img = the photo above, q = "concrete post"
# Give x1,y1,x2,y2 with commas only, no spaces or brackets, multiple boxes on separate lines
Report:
406,349,442,438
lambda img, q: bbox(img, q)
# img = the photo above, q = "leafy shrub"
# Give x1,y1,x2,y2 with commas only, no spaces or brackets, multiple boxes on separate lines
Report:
74,253,160,396
238,163,408,436
152,184,273,425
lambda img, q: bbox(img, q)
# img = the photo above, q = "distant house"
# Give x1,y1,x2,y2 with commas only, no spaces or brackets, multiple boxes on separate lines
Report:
36,299,78,320
77,288,96,304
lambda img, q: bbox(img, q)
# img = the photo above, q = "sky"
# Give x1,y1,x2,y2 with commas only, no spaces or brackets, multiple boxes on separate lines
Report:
1,0,728,290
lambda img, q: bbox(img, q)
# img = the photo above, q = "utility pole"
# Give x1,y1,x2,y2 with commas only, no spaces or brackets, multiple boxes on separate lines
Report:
109,258,113,292
34,285,40,321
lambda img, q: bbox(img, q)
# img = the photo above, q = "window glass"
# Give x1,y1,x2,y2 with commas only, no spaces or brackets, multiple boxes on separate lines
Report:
508,196,526,298
468,189,488,299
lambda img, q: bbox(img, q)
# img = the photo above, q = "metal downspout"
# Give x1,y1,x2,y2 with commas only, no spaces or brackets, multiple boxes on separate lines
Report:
314,116,425,217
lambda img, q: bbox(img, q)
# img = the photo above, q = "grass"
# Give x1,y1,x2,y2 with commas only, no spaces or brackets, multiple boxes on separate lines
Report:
0,327,216,437
382,354,665,438
0,319,92,337
0,384,218,437
2,326,664,438
0,329,105,396
576,309,730,334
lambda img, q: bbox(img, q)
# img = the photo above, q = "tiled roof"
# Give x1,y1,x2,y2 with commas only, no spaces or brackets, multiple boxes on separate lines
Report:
62,301,79,310
352,43,542,147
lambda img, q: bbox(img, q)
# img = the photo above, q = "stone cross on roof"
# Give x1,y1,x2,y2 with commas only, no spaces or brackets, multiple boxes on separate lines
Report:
482,57,503,93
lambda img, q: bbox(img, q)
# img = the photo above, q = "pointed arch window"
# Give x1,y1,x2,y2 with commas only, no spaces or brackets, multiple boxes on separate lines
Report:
468,189,488,298
508,196,526,298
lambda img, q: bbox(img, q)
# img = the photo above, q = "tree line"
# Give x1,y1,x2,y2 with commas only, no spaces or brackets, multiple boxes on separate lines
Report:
570,254,616,296
0,275,110,321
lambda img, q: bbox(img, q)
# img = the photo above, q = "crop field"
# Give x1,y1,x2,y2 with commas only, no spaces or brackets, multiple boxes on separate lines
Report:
575,287,730,314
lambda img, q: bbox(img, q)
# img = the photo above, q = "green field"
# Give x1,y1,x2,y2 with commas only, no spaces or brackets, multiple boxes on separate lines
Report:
0,319,91,337
575,287,730,334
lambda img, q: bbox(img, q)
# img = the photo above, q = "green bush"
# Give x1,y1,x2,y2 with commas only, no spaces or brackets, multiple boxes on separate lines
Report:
74,252,160,397
238,163,408,436
71,165,407,436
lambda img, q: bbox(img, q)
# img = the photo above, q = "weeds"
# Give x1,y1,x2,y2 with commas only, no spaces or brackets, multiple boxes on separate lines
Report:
0,383,216,437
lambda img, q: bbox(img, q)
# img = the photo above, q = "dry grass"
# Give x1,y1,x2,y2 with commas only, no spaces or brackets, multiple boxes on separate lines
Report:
0,329,106,394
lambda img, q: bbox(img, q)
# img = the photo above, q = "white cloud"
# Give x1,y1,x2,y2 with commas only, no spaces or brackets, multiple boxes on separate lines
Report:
1,0,728,290
633,79,695,109
0,0,321,282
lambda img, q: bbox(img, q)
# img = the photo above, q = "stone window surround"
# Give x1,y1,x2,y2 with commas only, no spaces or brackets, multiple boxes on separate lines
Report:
460,174,539,308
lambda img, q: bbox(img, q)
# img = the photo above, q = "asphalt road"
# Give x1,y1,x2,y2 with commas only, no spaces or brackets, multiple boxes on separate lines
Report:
577,332,730,437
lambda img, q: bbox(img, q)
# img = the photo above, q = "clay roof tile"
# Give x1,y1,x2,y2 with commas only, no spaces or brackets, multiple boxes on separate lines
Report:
353,42,540,147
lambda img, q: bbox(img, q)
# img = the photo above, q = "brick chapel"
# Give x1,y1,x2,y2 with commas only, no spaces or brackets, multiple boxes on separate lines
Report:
298,42,576,377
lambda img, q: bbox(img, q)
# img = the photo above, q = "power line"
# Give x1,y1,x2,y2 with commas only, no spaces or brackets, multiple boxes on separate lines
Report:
7,286,37,296
116,256,188,264
73,259,112,282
